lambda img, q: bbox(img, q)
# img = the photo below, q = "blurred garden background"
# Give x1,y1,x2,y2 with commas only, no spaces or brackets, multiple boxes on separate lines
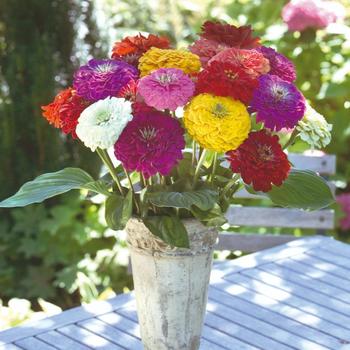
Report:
0,0,349,329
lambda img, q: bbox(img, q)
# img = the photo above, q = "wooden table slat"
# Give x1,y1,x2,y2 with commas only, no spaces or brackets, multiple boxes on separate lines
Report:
240,267,350,317
209,287,341,349
36,330,91,350
15,337,57,350
259,262,350,304
57,324,124,350
78,318,142,349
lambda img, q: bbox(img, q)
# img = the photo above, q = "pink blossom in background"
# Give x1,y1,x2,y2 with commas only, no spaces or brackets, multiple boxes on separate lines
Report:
282,0,345,32
337,193,350,231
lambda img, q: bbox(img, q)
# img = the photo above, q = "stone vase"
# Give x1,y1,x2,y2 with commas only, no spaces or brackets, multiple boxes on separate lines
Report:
126,218,218,350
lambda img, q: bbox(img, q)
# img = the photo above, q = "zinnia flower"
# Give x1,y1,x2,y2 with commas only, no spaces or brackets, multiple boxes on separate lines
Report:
184,94,251,152
258,46,296,82
76,97,133,151
227,130,291,192
41,88,90,138
250,74,306,131
138,68,195,111
190,21,261,67
117,79,138,102
138,48,201,77
41,88,72,128
296,103,332,149
337,194,350,231
114,112,185,178
196,48,269,104
73,59,138,101
111,33,170,66
282,0,345,32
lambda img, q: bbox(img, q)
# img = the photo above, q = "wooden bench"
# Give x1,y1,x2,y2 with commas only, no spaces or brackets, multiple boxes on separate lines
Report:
216,152,336,253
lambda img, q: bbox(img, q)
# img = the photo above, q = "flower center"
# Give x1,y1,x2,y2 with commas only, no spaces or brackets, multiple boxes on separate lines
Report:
224,69,238,81
257,144,274,161
156,72,177,85
96,111,111,126
271,85,288,101
139,126,158,140
212,103,228,118
95,62,114,73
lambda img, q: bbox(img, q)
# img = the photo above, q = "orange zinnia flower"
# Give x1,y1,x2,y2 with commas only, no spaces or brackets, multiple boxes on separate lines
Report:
41,88,74,128
111,33,170,66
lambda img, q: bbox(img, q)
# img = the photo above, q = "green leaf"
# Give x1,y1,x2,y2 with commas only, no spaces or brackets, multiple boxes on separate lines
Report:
143,216,189,248
191,204,227,227
0,168,103,208
105,190,133,230
84,180,111,197
267,169,335,210
147,188,218,211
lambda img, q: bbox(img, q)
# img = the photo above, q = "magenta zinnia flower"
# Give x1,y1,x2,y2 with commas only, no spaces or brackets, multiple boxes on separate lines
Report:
250,74,305,131
137,68,195,111
114,112,185,178
73,59,138,101
282,0,344,32
258,46,296,83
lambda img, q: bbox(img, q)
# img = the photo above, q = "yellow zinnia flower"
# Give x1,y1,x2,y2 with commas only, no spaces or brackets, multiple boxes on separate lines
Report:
138,48,201,77
184,94,251,152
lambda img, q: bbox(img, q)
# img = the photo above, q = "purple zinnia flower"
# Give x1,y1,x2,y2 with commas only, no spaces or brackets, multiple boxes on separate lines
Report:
258,46,296,83
73,59,138,101
114,112,185,178
250,74,305,131
137,68,195,111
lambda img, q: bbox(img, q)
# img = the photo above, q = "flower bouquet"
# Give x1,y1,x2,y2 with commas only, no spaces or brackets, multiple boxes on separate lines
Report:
0,21,334,350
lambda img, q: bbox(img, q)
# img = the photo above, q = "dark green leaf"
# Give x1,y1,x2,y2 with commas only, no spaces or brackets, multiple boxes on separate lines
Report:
0,168,99,208
84,180,111,197
191,204,227,227
147,188,218,211
267,169,335,210
105,190,133,230
143,216,189,248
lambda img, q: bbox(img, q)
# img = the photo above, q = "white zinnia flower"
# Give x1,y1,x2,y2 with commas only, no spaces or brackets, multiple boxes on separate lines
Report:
296,103,332,149
76,97,133,151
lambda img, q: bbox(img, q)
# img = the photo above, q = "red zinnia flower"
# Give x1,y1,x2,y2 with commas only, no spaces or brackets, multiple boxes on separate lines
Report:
111,33,170,66
190,21,261,67
227,130,291,192
117,79,138,102
41,88,90,138
195,62,257,104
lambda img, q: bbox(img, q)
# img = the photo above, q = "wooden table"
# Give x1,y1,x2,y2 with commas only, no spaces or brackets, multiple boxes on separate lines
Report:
1,236,350,350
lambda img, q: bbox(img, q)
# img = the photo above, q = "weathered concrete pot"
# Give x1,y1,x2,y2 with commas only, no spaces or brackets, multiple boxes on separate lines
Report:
126,218,218,350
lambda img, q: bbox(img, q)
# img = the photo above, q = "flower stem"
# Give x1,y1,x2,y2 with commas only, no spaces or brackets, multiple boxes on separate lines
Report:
192,140,197,166
123,167,140,214
193,149,207,188
283,129,299,150
96,148,124,196
210,152,218,183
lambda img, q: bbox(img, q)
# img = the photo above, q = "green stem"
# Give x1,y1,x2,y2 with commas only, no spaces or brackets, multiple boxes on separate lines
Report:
283,129,299,150
123,167,140,214
210,152,218,183
192,140,197,166
96,148,124,195
193,149,207,188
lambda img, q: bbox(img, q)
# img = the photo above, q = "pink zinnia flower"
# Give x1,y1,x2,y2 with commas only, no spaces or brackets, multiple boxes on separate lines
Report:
114,112,185,178
337,194,350,231
282,0,345,32
137,68,195,111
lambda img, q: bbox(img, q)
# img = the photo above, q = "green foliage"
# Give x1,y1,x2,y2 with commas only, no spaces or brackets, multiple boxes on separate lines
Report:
266,169,335,210
105,191,133,230
0,168,111,208
144,216,190,248
0,192,132,308
147,183,218,211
